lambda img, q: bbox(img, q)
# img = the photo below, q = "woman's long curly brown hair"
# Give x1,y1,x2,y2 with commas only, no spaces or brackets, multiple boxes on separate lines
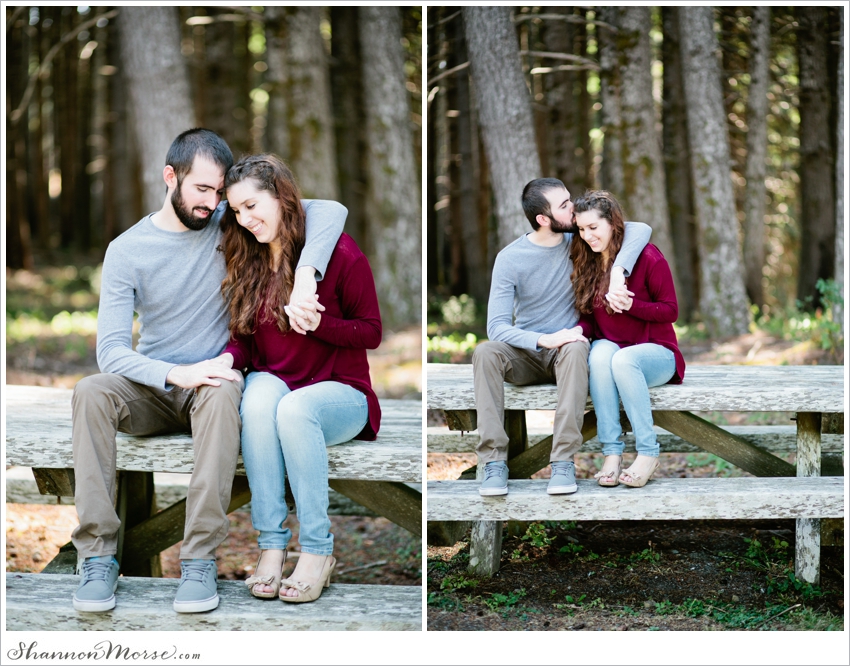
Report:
221,154,306,336
570,190,626,315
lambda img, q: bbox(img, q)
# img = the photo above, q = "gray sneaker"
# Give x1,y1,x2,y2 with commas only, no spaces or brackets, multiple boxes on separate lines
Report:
173,559,219,613
479,461,509,496
73,555,120,612
547,461,578,495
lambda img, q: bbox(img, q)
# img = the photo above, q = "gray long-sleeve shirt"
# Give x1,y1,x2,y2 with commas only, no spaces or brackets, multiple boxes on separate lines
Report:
96,199,347,389
486,222,652,351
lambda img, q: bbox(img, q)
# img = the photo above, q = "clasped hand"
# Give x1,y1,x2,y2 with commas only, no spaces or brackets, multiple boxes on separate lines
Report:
606,266,635,313
538,326,588,349
166,353,240,389
285,266,325,334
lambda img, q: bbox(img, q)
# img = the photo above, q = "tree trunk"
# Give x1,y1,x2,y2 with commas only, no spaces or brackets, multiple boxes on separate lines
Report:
330,7,366,248
30,16,51,254
463,6,541,247
661,7,697,321
542,9,576,187
57,8,78,248
449,16,488,303
76,36,93,251
198,9,242,153
269,7,339,199
598,7,624,196
679,6,752,337
359,6,421,327
618,7,677,288
118,6,195,215
796,7,836,308
835,20,844,337
742,7,771,309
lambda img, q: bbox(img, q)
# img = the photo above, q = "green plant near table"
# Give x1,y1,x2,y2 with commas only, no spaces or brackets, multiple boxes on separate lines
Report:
440,572,479,592
483,588,526,611
522,522,555,548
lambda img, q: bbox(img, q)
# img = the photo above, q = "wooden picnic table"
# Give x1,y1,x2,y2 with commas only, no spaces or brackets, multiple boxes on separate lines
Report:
426,363,844,583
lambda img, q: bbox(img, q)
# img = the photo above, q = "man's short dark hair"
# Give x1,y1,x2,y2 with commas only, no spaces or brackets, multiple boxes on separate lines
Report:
165,128,234,188
522,178,566,230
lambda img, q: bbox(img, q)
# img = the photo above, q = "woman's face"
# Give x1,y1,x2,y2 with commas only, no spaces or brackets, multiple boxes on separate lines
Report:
227,179,280,245
575,209,613,255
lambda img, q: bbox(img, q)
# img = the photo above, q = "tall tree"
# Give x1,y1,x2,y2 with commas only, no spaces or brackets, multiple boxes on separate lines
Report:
835,21,844,338
679,7,752,337
265,7,338,199
464,6,541,247
541,9,577,187
617,7,677,289
118,6,195,214
796,7,836,308
661,7,697,321
359,6,421,327
597,7,623,196
742,7,771,309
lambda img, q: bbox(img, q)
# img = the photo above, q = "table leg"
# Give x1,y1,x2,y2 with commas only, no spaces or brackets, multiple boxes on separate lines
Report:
795,412,822,584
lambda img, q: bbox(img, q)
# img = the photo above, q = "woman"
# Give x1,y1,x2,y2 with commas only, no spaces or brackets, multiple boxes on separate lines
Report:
218,154,381,602
571,191,685,488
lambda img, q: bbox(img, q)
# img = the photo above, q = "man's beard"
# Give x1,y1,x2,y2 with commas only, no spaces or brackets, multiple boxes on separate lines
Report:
171,181,213,231
550,215,576,234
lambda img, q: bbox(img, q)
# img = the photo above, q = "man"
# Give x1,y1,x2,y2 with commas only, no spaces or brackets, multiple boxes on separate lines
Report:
473,178,651,496
71,128,345,613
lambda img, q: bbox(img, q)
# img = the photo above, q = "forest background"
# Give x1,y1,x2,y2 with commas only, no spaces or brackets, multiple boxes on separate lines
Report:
426,6,844,362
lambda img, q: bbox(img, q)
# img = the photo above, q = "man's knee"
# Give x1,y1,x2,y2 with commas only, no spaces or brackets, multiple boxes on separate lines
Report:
473,341,509,371
72,374,121,413
196,377,243,409
556,340,590,363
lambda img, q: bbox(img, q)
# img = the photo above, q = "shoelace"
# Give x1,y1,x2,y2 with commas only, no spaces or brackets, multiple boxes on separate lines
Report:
180,560,213,583
551,461,574,475
483,463,506,480
80,559,114,583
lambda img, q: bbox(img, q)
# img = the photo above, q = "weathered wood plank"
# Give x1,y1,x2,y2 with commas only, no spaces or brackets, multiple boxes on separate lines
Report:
652,411,795,477
426,477,844,521
32,468,75,496
427,425,846,455
5,387,421,483
445,409,477,431
427,364,845,412
4,573,422,631
328,480,421,536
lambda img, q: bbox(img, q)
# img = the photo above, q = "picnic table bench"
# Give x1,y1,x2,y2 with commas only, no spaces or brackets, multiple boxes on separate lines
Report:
5,384,422,630
427,363,844,584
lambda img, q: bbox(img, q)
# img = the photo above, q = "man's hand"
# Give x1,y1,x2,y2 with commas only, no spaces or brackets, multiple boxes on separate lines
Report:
287,266,326,334
210,352,234,368
166,358,242,389
606,265,635,313
538,326,588,349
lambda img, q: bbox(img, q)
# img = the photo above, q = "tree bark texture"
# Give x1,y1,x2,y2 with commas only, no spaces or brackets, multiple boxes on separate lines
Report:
679,6,752,338
463,6,542,247
598,7,624,197
330,7,366,248
661,7,697,321
541,8,576,188
742,7,771,309
57,9,79,247
265,7,338,200
449,14,488,303
359,6,422,327
796,7,836,308
118,6,195,215
617,7,677,290
835,20,844,336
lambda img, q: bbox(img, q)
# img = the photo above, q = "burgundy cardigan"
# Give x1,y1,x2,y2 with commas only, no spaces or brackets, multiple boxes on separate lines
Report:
225,234,382,439
578,243,685,384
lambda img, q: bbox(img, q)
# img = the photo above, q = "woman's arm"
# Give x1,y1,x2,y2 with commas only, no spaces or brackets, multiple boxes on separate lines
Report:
223,333,252,371
577,312,597,341
626,254,679,323
309,254,383,349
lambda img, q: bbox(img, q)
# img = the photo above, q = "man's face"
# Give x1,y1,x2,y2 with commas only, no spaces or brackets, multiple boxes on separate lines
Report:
542,186,576,233
170,156,225,231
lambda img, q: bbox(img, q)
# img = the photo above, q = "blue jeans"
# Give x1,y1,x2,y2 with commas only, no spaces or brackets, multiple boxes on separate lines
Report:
239,372,368,555
588,340,675,458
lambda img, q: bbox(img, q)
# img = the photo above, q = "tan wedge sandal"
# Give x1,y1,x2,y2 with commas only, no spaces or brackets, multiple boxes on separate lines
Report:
245,550,287,599
619,456,660,488
593,455,622,487
279,555,336,604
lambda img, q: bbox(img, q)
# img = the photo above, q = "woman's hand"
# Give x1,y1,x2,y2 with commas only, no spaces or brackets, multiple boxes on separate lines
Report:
287,266,326,334
211,352,234,368
606,266,635,313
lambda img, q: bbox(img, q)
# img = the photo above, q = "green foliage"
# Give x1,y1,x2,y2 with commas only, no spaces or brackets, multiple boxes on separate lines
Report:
440,572,478,593
426,332,479,363
483,589,526,611
558,543,584,556
521,522,555,549
427,592,465,612
630,544,661,563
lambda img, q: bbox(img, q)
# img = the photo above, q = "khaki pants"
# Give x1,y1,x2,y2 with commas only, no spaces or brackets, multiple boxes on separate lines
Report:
71,373,243,560
472,340,590,464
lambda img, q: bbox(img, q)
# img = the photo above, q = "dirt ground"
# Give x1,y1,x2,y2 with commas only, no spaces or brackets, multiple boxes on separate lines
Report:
426,332,845,631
